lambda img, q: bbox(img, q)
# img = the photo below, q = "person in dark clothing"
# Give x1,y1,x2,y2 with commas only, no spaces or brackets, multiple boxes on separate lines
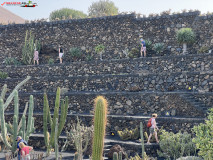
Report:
16,136,28,160
140,38,147,57
59,46,64,63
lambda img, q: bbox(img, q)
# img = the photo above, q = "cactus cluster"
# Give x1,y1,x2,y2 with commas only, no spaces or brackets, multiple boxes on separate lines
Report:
0,91,35,152
43,87,69,156
113,151,123,160
117,128,139,141
92,96,108,160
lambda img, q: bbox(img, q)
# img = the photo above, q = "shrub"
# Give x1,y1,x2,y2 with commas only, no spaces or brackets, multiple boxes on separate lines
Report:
48,58,54,65
176,28,196,45
198,46,209,53
117,128,139,141
0,71,8,79
192,108,213,159
69,47,83,61
128,48,139,58
158,130,196,160
144,40,152,52
5,58,22,66
153,43,164,54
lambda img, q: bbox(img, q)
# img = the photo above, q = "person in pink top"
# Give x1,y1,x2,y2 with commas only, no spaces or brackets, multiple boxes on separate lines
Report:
147,113,159,144
19,142,33,160
34,49,39,65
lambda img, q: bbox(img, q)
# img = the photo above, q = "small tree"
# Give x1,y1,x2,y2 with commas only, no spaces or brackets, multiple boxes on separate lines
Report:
192,108,213,159
95,44,105,60
176,28,196,54
88,0,118,17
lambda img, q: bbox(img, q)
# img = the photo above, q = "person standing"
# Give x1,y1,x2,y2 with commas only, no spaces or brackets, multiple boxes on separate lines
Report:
147,113,159,144
140,38,147,57
16,136,28,160
19,142,33,160
59,46,64,63
33,49,39,65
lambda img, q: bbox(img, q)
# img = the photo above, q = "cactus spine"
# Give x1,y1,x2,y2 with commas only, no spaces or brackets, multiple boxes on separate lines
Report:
113,152,118,160
0,90,35,152
118,151,122,160
140,122,145,159
43,87,69,156
92,96,108,160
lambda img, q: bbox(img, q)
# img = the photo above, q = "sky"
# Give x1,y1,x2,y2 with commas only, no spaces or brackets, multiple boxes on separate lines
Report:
1,0,213,20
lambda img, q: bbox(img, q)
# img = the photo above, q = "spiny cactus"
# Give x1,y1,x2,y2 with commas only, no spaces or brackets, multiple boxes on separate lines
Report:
55,118,59,160
74,152,79,160
140,122,145,159
43,87,69,156
0,90,35,152
113,152,118,160
92,96,108,160
118,151,123,160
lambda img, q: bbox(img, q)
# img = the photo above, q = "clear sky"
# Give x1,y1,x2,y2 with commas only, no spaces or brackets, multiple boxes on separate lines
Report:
1,0,213,20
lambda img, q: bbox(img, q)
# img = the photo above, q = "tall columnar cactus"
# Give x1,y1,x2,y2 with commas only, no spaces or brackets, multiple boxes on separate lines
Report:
118,151,123,160
74,152,79,160
55,118,59,160
0,90,35,153
140,122,145,159
43,87,69,156
92,96,108,160
113,152,118,160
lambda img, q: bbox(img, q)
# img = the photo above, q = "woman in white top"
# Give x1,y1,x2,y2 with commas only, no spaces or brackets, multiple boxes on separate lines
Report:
59,46,64,64
147,113,159,144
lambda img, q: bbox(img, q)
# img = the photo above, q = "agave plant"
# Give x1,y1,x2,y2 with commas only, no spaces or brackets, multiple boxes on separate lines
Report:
153,43,164,54
176,28,196,54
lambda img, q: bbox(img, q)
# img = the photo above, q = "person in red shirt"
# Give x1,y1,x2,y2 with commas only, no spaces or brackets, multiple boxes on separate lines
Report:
19,142,33,160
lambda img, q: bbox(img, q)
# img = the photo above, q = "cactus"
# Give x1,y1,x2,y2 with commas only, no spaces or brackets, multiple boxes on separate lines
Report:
140,122,145,159
0,90,35,153
74,152,79,160
55,118,59,160
43,87,69,156
113,152,118,160
92,96,108,160
118,151,122,160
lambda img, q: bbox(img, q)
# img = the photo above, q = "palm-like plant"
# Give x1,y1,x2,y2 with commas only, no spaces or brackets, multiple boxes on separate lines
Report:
176,28,196,54
153,43,164,54
95,44,105,60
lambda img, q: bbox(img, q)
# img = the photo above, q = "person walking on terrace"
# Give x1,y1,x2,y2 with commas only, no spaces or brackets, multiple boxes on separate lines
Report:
140,38,147,57
147,113,159,144
19,142,33,160
59,46,64,63
16,136,28,160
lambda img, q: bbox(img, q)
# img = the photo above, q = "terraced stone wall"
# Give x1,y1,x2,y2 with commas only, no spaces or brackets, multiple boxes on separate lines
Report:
0,11,213,64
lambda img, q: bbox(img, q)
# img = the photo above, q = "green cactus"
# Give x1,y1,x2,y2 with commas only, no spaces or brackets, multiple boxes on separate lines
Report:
43,87,69,156
118,151,122,160
0,90,35,153
92,96,108,160
74,152,79,160
140,122,145,159
55,118,59,160
113,152,118,160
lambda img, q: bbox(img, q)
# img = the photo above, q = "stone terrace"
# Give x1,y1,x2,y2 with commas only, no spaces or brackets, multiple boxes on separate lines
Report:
1,53,213,157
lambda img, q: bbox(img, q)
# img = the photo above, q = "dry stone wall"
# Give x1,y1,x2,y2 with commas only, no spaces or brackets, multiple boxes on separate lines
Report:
0,11,213,64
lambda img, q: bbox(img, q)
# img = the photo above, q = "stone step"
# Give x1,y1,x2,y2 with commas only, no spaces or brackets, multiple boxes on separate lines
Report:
5,91,211,118
2,53,213,78
1,71,213,93
4,113,205,137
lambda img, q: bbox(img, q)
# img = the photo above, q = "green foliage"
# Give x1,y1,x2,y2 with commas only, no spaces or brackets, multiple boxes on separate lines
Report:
62,117,93,159
95,44,105,53
192,108,213,160
198,46,209,53
0,90,35,153
144,40,153,52
92,96,108,160
117,128,139,141
49,8,87,21
69,48,83,60
158,130,196,160
176,28,196,44
129,153,149,160
128,48,139,58
5,58,22,66
0,71,8,79
153,43,164,54
22,30,40,65
113,152,118,160
43,87,69,156
48,58,54,65
88,0,118,17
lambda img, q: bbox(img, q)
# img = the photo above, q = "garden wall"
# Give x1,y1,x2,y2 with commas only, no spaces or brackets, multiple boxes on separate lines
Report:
0,11,213,64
